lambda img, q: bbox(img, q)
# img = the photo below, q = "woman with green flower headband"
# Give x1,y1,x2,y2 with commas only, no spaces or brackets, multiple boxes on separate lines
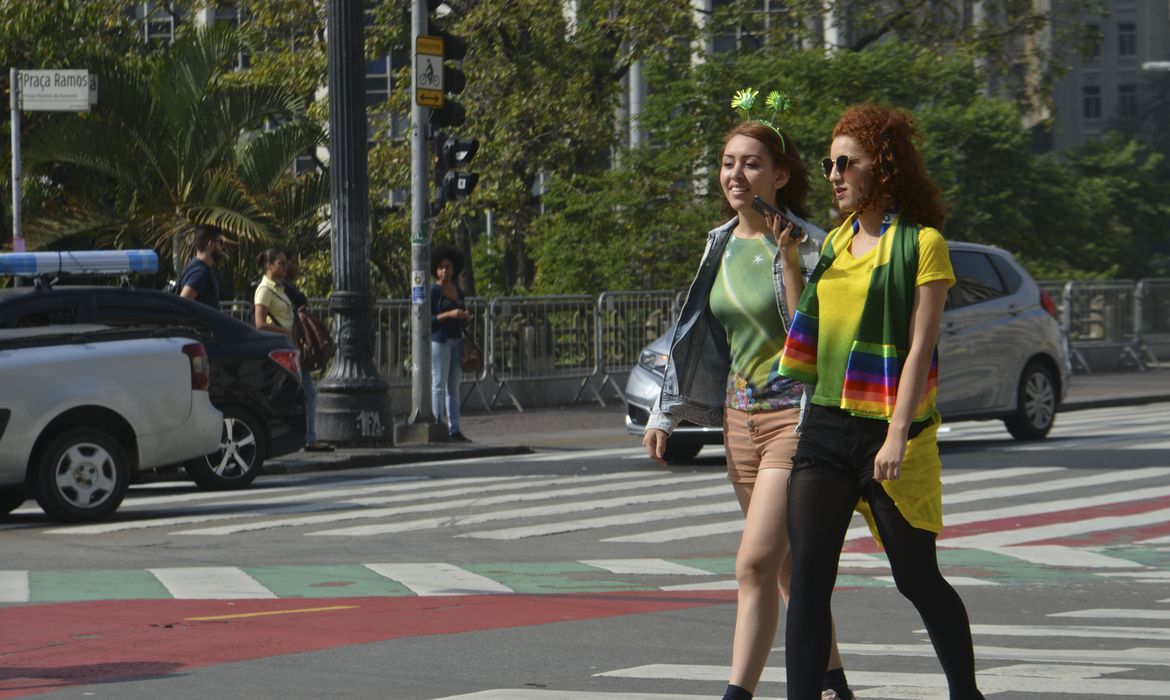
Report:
642,89,854,700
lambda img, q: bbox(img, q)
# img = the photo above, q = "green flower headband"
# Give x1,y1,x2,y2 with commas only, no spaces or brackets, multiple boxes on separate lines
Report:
731,87,791,152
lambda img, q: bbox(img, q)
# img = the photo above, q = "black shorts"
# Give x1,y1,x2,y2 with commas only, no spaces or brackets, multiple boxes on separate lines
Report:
793,404,931,488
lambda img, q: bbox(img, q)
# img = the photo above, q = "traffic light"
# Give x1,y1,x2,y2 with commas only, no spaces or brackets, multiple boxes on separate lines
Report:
432,132,479,212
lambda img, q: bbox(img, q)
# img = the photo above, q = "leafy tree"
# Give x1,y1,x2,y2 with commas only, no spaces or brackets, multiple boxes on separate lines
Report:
20,25,327,291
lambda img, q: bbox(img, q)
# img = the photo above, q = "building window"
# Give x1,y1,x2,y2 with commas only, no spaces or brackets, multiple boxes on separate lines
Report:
1118,22,1136,57
1118,84,1138,119
215,2,250,70
1083,85,1101,120
1086,23,1100,59
140,1,177,44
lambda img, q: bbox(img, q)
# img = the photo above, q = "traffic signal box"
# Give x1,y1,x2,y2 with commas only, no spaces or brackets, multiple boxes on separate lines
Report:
419,1,478,213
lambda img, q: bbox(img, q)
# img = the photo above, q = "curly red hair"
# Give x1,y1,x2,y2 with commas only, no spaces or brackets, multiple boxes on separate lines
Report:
832,104,946,229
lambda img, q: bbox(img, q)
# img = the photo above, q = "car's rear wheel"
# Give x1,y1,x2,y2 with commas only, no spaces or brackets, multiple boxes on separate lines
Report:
33,428,129,522
186,406,267,490
662,438,704,463
0,488,26,516
1004,361,1057,440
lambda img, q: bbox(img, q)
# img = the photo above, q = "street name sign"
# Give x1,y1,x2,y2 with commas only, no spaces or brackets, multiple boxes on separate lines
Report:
17,69,91,112
415,35,444,108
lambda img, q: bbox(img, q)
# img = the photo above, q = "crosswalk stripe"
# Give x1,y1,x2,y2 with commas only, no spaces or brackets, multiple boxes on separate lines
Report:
1050,608,1170,620
303,484,732,538
457,502,740,540
944,467,1170,504
364,563,512,596
986,545,1146,569
598,663,1170,696
967,623,1170,641
436,691,713,699
177,477,728,537
875,575,998,586
936,466,1065,484
148,567,276,599
579,559,715,576
602,520,743,544
838,642,1170,666
0,570,29,603
942,506,1170,548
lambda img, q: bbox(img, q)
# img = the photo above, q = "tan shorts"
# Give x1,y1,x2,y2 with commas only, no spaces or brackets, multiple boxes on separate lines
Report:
723,405,801,485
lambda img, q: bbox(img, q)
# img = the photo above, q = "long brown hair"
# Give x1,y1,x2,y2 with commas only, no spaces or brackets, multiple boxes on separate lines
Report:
832,104,946,229
719,121,812,221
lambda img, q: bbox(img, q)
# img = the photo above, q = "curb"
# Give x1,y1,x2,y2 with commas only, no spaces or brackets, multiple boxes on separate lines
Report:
263,444,533,475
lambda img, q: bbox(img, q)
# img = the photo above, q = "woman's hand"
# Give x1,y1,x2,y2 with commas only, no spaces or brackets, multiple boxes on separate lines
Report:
872,432,906,482
642,429,669,466
764,212,801,260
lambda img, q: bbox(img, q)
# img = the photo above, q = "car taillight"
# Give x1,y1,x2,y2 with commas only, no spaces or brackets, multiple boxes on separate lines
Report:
182,342,210,391
269,348,301,378
1040,288,1058,320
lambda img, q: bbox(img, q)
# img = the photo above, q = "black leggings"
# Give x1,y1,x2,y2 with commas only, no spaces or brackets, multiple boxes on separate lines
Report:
784,406,982,700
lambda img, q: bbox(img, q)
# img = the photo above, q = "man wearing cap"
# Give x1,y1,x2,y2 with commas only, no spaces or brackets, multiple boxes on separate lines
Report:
178,224,228,309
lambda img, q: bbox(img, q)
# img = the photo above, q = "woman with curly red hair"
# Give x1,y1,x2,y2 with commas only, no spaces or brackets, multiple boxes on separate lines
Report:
778,104,984,699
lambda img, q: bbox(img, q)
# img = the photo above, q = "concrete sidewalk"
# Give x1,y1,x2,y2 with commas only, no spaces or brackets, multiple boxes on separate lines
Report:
262,369,1170,475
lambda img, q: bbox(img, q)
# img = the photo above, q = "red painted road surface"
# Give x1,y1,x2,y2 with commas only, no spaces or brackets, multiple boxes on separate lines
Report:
0,590,735,698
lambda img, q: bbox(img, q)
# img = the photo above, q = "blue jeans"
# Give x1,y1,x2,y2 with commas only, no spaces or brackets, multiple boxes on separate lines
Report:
301,367,318,444
431,338,462,435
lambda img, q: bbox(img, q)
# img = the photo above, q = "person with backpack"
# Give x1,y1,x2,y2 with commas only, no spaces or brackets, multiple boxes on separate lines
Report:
177,224,228,308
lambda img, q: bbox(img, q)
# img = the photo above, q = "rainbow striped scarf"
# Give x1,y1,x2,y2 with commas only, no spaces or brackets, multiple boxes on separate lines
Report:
778,213,938,421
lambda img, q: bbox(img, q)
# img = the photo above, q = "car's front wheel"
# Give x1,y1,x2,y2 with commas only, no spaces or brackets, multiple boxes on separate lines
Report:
1004,361,1057,440
186,407,267,490
662,438,704,463
33,428,129,522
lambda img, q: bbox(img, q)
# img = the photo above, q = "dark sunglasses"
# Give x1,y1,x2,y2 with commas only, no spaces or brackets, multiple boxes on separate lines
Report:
820,155,858,179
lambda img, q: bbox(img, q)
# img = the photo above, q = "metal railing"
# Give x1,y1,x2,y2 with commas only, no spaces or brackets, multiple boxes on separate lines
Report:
218,277,1170,410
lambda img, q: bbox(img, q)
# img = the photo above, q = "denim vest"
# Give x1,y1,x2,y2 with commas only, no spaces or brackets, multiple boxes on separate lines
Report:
647,212,826,433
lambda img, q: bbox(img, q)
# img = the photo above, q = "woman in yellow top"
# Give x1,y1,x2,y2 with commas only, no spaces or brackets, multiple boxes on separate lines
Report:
778,105,984,700
253,249,294,337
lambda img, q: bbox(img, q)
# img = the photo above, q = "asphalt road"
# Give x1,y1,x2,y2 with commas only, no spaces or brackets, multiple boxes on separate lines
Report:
2,401,1169,699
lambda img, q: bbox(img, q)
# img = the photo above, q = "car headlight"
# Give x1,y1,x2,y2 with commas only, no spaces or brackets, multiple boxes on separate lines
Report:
638,348,669,373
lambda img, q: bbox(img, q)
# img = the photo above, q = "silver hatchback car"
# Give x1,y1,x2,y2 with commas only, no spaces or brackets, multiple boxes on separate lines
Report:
625,242,1071,461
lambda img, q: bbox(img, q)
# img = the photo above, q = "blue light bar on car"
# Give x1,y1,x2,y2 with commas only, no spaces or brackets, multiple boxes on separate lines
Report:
0,250,158,276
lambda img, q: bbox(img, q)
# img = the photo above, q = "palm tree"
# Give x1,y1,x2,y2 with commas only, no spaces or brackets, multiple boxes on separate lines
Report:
21,24,327,285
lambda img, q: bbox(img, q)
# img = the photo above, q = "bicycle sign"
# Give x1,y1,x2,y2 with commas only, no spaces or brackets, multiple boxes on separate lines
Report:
415,35,444,108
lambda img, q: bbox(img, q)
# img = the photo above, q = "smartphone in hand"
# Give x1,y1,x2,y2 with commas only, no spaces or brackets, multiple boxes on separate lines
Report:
751,196,805,242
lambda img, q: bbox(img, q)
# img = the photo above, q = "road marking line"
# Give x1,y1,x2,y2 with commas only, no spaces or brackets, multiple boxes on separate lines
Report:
1050,608,1170,620
579,559,715,576
942,506,1170,548
364,563,513,596
0,570,29,603
185,605,359,621
875,575,998,586
936,466,1065,484
944,467,1170,505
305,484,732,538
660,579,737,591
1096,571,1170,580
966,624,1170,641
597,663,1170,695
454,500,739,540
986,545,1147,569
836,642,1170,666
435,691,714,699
176,476,727,536
148,567,276,599
602,519,743,543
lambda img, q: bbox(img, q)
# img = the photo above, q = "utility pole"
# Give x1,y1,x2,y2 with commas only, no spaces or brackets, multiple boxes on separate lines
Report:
316,0,393,445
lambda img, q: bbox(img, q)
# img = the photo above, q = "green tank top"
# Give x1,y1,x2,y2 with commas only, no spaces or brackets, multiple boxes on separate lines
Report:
708,234,803,411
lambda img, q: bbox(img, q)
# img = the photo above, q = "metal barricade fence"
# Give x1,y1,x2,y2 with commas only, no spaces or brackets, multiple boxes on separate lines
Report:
1063,280,1144,372
487,295,599,411
220,300,253,323
596,290,676,402
1137,278,1170,365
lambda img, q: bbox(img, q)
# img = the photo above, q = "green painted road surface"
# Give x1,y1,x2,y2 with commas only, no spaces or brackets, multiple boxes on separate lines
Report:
4,548,1169,604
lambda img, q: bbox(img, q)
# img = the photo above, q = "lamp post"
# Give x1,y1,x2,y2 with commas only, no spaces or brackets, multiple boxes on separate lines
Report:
315,0,394,445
